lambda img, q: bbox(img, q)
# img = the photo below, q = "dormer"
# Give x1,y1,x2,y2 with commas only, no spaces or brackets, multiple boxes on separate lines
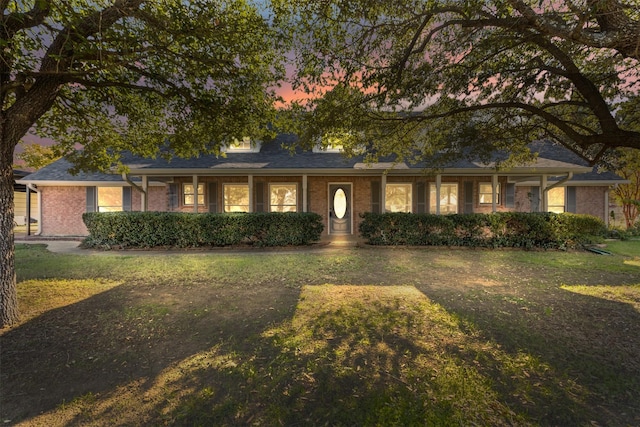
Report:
312,142,344,153
312,132,348,153
222,137,262,153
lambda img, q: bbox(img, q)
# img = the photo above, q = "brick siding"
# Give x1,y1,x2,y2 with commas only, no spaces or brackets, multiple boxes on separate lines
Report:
576,186,607,220
40,186,88,236
37,179,612,236
514,185,608,222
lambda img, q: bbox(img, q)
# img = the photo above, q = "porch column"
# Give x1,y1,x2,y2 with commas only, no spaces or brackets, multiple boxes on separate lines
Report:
436,174,442,215
141,176,148,212
381,173,387,213
492,174,498,213
302,175,308,212
248,175,254,213
26,185,31,236
540,175,548,212
604,189,609,226
192,175,199,213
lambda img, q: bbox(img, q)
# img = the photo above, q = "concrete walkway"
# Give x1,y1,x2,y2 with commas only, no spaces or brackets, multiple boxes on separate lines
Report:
16,239,87,254
16,235,364,255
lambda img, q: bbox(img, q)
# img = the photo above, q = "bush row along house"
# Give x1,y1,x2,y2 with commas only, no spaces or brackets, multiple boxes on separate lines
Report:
18,136,626,238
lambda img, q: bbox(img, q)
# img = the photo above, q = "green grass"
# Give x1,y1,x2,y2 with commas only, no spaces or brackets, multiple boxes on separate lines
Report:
3,242,640,426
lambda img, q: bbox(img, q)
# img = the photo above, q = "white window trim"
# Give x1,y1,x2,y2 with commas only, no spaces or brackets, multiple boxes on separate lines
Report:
312,143,343,153
221,137,262,153
429,182,459,215
385,183,413,213
97,187,124,212
223,183,250,212
183,183,205,206
479,182,501,205
268,183,298,212
547,186,566,213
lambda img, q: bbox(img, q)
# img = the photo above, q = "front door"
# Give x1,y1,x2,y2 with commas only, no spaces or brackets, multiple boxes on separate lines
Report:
329,183,352,235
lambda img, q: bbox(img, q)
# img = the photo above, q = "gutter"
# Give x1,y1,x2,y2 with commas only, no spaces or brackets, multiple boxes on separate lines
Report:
544,172,573,192
122,173,149,211
26,184,42,236
122,173,146,195
123,166,593,177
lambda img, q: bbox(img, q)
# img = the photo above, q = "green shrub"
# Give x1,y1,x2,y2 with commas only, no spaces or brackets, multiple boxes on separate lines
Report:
359,212,606,249
83,212,324,249
626,222,640,237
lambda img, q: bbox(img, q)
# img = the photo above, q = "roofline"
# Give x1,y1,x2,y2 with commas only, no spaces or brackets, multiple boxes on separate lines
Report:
515,180,629,187
16,179,167,187
19,165,595,185
122,165,593,177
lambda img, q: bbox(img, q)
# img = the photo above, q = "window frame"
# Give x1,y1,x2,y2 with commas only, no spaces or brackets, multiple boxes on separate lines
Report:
223,183,250,213
97,187,124,212
269,183,298,212
547,186,566,213
479,182,501,205
429,183,459,214
384,183,413,213
223,137,261,153
312,143,344,153
183,183,205,206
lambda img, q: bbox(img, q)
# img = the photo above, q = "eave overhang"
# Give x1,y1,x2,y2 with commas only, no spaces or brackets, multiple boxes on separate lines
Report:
123,165,593,178
16,179,166,187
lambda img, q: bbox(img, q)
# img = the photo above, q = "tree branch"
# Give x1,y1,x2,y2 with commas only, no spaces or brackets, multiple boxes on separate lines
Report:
507,0,640,59
2,0,51,34
524,31,620,133
4,0,146,147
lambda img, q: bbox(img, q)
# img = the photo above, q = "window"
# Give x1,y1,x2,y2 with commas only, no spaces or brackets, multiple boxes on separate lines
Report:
97,187,123,212
312,132,350,153
270,183,297,212
183,183,205,206
385,183,412,212
547,187,565,213
429,183,458,214
223,137,261,153
312,143,343,153
224,184,249,212
479,183,500,204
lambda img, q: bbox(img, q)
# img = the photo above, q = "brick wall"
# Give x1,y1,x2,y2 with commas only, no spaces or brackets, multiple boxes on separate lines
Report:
36,180,612,237
514,185,608,221
515,186,535,212
132,186,168,212
307,175,515,236
576,186,606,220
39,185,169,236
40,186,88,236
147,186,168,211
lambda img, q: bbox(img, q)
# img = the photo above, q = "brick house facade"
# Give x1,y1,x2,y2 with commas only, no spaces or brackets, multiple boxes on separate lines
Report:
19,138,626,238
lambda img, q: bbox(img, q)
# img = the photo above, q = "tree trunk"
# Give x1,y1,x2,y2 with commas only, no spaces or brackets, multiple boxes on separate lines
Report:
0,131,18,327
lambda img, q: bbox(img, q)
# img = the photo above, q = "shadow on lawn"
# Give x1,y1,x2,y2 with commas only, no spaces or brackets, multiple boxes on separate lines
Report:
0,280,302,425
419,281,640,425
3,271,640,426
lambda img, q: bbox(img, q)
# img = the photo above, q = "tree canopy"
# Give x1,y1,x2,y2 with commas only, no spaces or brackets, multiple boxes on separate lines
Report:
0,0,284,327
274,0,640,166
15,142,60,170
5,0,284,170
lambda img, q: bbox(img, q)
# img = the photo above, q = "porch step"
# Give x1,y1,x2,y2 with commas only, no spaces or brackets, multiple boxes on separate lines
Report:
322,235,363,247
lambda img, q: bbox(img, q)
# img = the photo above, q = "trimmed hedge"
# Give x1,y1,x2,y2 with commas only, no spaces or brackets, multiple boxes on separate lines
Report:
83,211,324,249
359,212,606,249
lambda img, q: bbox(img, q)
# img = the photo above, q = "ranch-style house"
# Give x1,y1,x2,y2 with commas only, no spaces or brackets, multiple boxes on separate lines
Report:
18,136,626,238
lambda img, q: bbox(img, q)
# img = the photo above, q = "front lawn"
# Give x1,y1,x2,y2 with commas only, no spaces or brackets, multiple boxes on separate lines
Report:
2,242,640,426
